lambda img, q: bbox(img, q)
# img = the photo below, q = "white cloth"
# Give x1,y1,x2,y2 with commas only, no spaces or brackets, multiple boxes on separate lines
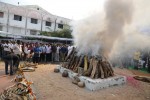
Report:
3,43,10,51
24,46,30,54
12,44,22,55
67,46,73,56
56,46,60,54
46,46,51,53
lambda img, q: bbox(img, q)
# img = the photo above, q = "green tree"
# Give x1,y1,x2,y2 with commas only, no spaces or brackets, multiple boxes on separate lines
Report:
40,29,72,38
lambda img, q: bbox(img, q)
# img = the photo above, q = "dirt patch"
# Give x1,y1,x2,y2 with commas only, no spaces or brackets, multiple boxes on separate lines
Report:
0,63,15,93
23,64,150,100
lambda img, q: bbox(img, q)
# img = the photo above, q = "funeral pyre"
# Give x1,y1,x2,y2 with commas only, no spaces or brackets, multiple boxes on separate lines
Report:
61,48,114,79
0,63,36,100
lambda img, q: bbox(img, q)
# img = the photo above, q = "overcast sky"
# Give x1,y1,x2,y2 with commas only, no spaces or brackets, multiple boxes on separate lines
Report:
0,0,105,20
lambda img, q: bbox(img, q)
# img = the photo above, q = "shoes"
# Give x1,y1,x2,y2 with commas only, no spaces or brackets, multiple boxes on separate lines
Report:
6,72,9,75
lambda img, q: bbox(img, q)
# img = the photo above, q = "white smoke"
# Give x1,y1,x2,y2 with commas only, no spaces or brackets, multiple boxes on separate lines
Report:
72,0,150,61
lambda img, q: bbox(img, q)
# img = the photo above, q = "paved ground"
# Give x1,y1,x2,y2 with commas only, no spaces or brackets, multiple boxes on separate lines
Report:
0,62,150,100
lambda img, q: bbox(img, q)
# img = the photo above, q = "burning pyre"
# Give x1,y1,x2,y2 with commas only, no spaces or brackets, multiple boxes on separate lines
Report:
62,48,114,79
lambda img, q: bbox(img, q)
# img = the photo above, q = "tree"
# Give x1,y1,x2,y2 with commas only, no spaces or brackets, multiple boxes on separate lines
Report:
40,31,51,36
40,29,72,38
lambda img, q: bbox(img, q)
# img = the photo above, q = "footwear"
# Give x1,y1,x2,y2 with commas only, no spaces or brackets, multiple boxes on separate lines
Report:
6,72,9,75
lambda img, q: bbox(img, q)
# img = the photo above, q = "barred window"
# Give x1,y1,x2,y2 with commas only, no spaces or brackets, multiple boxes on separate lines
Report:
14,15,22,21
46,21,51,26
58,24,63,29
31,18,38,24
0,12,4,18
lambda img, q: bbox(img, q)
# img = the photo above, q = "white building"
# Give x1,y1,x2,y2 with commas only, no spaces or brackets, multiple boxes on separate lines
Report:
0,2,72,35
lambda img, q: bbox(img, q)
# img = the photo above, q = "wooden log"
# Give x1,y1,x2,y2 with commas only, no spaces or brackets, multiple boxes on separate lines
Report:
65,47,75,62
94,63,100,79
66,52,76,69
72,56,80,71
100,61,109,78
70,56,78,70
83,57,94,76
90,58,98,79
98,61,105,79
73,55,84,73
106,61,114,76
84,56,88,72
133,76,150,83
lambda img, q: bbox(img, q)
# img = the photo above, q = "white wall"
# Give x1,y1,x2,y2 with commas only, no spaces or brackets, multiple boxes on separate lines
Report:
9,13,26,28
0,12,7,25
27,17,41,31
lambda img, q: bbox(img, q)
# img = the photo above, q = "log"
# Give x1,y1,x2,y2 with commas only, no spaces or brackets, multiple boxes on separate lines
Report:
84,56,88,72
72,56,80,71
133,76,150,83
65,47,75,62
70,56,78,70
67,52,76,69
98,61,105,79
73,55,84,73
90,58,98,79
83,57,94,76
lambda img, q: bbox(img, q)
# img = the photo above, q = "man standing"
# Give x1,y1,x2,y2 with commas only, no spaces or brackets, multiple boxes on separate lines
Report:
11,41,22,68
56,44,60,62
51,43,57,62
2,41,12,56
46,44,51,62
3,53,20,75
40,44,46,63
33,44,41,64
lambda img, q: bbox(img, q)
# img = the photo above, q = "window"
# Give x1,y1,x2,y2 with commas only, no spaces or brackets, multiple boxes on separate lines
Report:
31,18,38,24
14,15,22,21
30,30,37,35
45,21,51,26
0,26,2,31
0,12,4,18
58,24,63,29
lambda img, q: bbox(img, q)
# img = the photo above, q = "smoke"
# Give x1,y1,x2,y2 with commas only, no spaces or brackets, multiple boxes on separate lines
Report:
72,0,150,62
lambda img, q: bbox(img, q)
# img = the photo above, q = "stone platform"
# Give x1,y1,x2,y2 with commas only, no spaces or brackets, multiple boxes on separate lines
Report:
56,65,126,91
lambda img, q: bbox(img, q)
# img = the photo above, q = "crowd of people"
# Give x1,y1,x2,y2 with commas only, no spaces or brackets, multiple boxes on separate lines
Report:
0,40,74,75
0,39,150,75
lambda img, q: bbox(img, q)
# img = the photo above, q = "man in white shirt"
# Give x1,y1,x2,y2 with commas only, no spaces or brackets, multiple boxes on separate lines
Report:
12,41,22,59
67,45,73,56
2,41,12,56
40,44,46,63
46,44,51,62
56,45,60,62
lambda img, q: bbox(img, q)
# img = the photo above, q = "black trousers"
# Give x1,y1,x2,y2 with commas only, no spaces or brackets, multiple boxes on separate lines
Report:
40,53,46,62
33,57,40,64
46,53,51,62
5,60,13,75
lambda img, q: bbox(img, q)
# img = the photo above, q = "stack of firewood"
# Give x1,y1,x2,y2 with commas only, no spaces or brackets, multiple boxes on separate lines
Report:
0,67,36,100
63,48,114,79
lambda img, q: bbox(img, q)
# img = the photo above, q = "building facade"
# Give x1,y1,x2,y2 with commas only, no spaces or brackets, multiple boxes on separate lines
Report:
0,2,71,35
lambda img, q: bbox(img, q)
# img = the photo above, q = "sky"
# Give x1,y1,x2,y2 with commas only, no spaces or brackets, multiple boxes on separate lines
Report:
0,0,105,20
